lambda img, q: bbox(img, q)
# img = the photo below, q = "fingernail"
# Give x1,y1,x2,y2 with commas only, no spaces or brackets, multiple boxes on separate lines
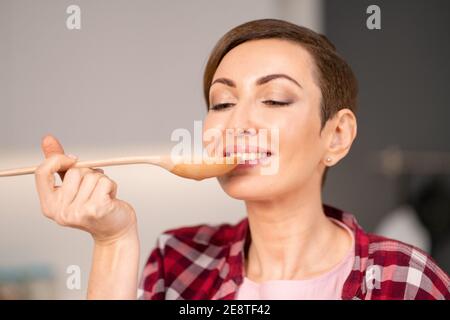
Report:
67,154,78,160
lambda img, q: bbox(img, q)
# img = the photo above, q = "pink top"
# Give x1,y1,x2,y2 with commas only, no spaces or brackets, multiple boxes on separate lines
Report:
236,218,355,300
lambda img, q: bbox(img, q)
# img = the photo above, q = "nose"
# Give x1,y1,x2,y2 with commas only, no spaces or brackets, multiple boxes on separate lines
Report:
222,102,262,153
236,128,257,137
226,100,258,137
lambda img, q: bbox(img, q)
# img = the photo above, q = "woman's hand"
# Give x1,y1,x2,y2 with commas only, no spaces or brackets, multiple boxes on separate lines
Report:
34,135,140,299
34,135,136,244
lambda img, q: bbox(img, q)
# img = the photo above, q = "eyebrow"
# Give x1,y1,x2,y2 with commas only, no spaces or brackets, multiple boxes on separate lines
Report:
211,73,303,89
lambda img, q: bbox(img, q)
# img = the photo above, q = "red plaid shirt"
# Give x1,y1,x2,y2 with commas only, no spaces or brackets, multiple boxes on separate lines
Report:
139,205,449,300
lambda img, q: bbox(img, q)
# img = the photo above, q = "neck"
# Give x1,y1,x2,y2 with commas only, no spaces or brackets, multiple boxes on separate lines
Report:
244,177,351,282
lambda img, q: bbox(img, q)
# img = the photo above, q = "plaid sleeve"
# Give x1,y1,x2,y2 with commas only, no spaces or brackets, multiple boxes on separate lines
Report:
364,236,450,300
139,236,167,300
407,249,450,300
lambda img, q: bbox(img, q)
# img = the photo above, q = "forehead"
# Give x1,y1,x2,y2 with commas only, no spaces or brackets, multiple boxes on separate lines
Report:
213,38,317,86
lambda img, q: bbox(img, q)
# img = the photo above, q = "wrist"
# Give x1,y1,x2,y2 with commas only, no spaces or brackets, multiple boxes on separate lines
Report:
93,221,139,248
88,222,140,300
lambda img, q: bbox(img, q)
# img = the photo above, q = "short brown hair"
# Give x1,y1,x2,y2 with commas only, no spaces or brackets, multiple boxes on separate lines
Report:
203,18,358,127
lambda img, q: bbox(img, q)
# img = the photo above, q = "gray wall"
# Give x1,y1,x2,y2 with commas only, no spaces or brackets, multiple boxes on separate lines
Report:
0,0,279,152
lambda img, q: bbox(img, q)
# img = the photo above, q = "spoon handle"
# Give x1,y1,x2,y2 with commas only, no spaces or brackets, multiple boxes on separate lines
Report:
0,156,163,177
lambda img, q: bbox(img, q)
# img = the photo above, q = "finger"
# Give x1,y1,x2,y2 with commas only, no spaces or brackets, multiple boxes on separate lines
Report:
41,134,73,181
90,176,117,202
41,134,65,158
72,171,103,204
59,168,93,206
35,154,78,207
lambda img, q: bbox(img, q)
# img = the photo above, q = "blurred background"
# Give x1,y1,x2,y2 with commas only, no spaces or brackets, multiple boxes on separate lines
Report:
0,0,449,299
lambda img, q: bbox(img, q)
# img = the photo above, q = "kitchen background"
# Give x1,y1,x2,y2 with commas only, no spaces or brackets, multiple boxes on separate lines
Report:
1,0,449,299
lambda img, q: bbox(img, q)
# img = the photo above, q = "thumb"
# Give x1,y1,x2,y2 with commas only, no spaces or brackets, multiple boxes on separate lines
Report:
41,134,65,159
41,134,71,181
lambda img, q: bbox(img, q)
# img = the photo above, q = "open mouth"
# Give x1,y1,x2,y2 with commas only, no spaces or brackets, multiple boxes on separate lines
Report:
224,146,273,167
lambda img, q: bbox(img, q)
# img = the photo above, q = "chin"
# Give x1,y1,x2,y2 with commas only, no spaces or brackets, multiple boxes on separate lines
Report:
218,171,280,201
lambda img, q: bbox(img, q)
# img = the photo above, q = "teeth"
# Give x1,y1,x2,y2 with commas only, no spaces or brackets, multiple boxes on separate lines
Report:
225,152,270,161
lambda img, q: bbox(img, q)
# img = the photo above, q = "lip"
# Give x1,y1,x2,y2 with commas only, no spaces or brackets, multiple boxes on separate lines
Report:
223,145,273,170
223,145,272,155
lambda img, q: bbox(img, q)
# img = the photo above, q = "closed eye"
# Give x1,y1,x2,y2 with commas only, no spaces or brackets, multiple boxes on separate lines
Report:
209,103,235,111
210,100,291,111
262,100,292,107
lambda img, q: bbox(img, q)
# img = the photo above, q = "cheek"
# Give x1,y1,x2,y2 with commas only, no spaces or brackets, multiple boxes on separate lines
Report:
283,117,320,157
202,114,226,155
278,107,323,180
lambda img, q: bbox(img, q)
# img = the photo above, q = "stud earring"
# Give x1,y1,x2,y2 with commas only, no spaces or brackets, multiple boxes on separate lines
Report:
326,157,332,163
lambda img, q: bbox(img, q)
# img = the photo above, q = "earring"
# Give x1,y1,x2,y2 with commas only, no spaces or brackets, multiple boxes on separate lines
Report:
326,157,332,163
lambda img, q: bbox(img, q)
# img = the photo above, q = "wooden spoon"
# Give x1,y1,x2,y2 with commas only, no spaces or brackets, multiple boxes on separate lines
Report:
0,155,239,181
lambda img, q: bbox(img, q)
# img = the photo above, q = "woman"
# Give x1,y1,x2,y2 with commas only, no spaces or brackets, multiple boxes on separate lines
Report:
34,19,449,300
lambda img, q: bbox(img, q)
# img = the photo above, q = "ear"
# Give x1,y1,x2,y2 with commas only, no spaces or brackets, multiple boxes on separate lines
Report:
322,109,357,167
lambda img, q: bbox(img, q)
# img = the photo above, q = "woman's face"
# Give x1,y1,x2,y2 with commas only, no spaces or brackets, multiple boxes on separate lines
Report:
203,39,330,201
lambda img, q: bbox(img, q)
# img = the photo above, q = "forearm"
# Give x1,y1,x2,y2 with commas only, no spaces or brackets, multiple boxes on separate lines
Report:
87,225,140,299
